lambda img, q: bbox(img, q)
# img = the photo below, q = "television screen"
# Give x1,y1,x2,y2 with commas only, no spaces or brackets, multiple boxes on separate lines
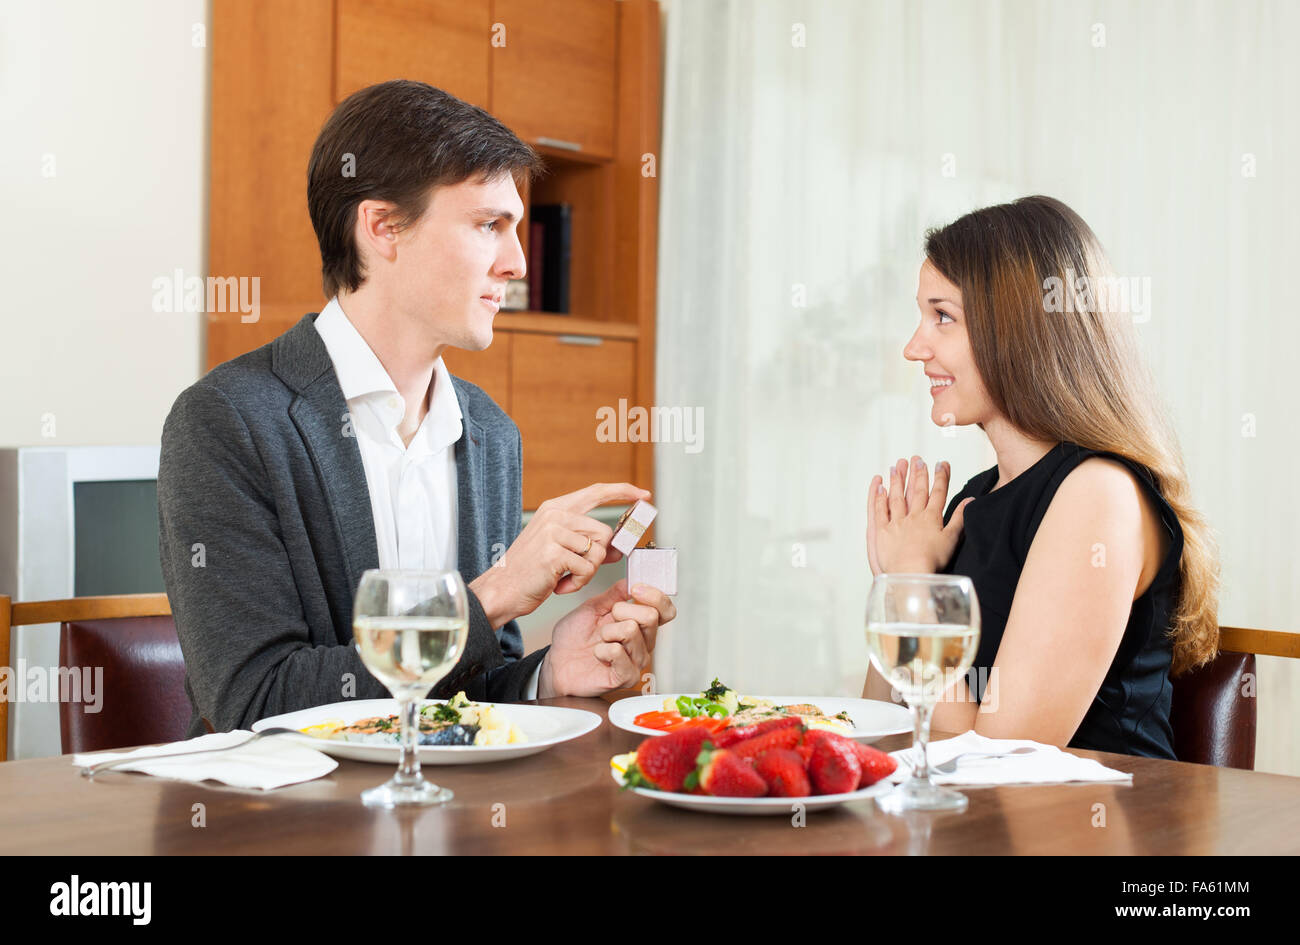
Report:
72,479,166,597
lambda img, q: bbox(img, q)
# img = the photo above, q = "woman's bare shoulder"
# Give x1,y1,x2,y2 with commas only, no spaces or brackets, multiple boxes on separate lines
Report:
1048,456,1167,595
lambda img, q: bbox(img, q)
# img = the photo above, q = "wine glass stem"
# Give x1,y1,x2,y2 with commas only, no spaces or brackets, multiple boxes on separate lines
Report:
910,699,936,783
396,696,422,785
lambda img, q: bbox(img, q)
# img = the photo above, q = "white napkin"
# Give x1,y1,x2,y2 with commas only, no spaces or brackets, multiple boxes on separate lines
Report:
887,731,1132,786
72,731,338,790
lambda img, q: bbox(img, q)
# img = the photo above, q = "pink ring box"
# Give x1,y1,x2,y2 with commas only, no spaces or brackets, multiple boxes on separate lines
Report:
627,544,677,596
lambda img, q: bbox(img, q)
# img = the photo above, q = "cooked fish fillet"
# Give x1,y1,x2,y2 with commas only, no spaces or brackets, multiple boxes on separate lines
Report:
779,704,825,716
338,715,451,736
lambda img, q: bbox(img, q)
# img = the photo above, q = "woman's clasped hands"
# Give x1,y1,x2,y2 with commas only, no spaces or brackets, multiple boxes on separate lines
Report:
867,455,974,576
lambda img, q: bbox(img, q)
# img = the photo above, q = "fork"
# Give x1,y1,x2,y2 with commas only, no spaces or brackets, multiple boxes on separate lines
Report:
930,746,1038,774
78,727,306,778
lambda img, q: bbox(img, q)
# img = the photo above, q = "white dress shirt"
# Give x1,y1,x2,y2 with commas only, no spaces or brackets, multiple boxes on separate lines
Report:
315,297,541,698
315,297,461,572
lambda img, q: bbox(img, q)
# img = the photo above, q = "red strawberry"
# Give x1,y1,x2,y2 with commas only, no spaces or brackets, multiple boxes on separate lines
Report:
799,730,898,787
850,741,898,787
753,748,812,797
694,747,768,797
808,738,862,795
731,724,802,761
797,727,837,765
629,726,715,792
801,728,840,751
711,715,802,748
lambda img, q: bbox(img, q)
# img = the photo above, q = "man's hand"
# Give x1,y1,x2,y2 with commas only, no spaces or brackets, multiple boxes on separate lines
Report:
867,456,971,575
469,482,651,628
537,580,676,698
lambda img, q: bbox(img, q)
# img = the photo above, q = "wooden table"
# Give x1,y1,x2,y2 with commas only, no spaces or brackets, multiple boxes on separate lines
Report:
1,696,1297,855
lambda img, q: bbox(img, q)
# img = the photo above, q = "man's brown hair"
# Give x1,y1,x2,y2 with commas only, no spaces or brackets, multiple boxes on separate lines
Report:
307,79,544,300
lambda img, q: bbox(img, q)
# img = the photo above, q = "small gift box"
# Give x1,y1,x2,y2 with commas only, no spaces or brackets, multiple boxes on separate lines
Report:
626,542,677,596
610,499,657,555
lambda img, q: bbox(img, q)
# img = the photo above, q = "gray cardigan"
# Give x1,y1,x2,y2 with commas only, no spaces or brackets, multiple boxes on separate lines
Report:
158,313,547,737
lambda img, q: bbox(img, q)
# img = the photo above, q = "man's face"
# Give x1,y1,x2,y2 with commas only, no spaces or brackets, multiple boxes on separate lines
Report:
389,172,526,353
903,259,998,429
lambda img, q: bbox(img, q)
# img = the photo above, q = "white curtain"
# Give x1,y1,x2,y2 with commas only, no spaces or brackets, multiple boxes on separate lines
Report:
653,0,1298,774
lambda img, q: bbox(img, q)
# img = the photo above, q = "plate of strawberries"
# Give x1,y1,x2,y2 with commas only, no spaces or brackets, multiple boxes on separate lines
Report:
610,716,899,814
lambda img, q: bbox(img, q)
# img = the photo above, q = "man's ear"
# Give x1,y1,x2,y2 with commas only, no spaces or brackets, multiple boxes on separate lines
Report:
356,199,401,265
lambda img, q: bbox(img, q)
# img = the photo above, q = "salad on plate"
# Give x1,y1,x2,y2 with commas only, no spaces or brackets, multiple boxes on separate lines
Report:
632,678,858,738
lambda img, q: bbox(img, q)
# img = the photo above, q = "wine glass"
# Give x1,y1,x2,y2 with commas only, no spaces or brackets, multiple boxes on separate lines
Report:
866,573,981,813
353,569,469,808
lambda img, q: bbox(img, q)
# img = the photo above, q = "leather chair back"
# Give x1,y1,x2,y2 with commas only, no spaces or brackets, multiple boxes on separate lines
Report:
58,616,190,754
1170,651,1256,769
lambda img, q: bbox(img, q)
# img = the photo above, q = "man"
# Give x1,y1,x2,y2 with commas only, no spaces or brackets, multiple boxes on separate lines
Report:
158,80,674,736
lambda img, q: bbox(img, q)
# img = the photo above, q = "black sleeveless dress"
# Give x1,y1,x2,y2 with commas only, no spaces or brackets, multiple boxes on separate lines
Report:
941,442,1184,759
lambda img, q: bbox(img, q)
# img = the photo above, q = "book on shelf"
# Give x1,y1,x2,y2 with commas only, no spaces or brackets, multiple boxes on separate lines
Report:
530,203,571,314
528,220,545,311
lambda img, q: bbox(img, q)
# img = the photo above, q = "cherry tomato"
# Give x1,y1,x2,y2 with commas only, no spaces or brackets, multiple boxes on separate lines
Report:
634,710,684,731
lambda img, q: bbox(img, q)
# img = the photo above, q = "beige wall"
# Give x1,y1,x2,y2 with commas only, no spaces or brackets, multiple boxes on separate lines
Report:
0,0,208,449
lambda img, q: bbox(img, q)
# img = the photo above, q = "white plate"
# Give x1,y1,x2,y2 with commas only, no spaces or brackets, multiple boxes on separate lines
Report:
611,768,894,815
607,694,912,742
253,699,602,765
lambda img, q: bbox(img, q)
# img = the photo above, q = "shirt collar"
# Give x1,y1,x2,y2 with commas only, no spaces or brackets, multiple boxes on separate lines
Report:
314,297,464,448
315,297,399,401
423,357,463,453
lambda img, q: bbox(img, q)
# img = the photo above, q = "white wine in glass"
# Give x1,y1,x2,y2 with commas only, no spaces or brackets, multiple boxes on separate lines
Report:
866,574,980,813
353,569,469,808
355,615,467,699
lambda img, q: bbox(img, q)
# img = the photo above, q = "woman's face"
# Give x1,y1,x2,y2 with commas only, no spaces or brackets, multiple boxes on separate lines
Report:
904,259,998,429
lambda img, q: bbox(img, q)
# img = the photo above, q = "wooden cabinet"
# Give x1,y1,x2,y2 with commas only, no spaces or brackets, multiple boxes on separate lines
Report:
510,333,637,508
334,0,617,161
335,0,491,106
209,0,335,349
441,332,511,411
491,0,617,158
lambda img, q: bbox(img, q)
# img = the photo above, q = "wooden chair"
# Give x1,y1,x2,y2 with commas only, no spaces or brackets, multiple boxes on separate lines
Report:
1170,626,1300,769
0,593,182,761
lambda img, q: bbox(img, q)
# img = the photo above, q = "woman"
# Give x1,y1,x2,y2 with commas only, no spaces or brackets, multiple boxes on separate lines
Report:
864,196,1219,759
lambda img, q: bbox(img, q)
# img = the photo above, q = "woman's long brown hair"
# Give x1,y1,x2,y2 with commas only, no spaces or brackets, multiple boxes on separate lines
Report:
924,196,1219,676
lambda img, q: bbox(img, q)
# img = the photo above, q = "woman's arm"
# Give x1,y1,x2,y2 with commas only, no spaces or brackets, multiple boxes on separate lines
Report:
862,662,896,702
968,458,1155,745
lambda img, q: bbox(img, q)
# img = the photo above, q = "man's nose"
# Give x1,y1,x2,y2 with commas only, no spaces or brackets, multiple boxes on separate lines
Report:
498,227,526,281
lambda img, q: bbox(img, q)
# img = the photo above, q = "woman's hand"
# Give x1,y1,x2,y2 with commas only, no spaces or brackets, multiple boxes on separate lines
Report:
867,456,972,575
